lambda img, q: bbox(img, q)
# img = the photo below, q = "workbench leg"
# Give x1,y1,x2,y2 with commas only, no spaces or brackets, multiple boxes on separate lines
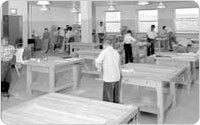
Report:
193,62,196,84
186,66,192,92
158,41,161,52
26,66,32,95
170,82,176,108
119,82,123,104
73,64,80,90
157,82,164,124
49,67,55,92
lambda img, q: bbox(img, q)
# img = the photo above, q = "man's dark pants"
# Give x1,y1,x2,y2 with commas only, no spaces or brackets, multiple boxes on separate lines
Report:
98,33,104,49
147,38,155,56
103,81,120,103
1,61,12,93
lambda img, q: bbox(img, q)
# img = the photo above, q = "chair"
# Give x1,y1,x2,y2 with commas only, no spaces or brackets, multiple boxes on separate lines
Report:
15,48,28,78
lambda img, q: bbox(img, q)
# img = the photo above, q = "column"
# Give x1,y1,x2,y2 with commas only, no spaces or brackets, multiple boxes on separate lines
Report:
80,1,93,43
9,1,28,47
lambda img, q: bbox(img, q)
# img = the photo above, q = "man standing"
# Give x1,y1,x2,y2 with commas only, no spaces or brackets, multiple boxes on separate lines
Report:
95,38,121,103
146,25,157,56
42,28,50,53
97,21,106,49
123,30,137,63
1,37,16,97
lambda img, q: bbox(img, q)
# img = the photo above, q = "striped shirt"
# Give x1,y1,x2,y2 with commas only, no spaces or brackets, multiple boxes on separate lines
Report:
1,45,15,62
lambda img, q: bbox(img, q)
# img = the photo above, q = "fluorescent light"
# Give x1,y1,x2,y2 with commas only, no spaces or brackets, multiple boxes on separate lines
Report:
157,2,166,9
138,0,149,5
37,1,50,5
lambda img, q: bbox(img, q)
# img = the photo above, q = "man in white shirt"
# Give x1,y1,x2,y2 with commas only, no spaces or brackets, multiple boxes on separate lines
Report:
97,22,106,49
95,38,121,103
146,25,157,56
123,30,137,63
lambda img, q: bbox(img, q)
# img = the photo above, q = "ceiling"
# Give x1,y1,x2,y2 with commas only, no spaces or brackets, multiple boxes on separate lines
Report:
29,1,196,8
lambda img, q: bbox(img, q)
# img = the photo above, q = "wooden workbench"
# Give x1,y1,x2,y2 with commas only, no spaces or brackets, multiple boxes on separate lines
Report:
26,57,83,95
121,63,186,124
77,50,102,75
155,52,199,90
132,42,148,63
2,93,139,124
69,42,102,55
155,37,169,52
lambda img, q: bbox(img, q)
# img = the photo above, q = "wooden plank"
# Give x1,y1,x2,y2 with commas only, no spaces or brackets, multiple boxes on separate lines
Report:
2,93,138,124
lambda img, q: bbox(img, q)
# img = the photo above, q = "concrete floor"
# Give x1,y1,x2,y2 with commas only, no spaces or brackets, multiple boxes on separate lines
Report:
1,53,199,124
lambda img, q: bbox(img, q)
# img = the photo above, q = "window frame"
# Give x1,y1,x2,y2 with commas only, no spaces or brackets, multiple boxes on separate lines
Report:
105,11,121,33
175,8,199,34
137,9,158,33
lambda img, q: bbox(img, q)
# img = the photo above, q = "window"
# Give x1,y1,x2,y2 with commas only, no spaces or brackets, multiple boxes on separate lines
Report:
175,8,199,33
138,10,158,32
105,12,121,32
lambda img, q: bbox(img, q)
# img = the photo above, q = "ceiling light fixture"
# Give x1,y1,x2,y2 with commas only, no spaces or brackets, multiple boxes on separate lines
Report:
71,7,78,13
40,5,49,11
37,1,50,5
71,1,79,13
107,1,118,11
157,2,166,9
138,0,149,5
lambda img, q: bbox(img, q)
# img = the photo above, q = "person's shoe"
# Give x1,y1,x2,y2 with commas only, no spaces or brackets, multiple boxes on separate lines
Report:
169,49,173,51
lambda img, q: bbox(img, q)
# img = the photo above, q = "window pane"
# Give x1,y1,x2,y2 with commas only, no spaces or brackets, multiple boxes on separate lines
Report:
175,8,199,33
106,23,121,32
139,10,158,21
176,20,199,33
106,12,121,21
176,8,199,19
138,22,158,33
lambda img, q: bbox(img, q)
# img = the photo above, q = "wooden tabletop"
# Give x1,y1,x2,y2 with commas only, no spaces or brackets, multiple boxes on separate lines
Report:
26,57,83,67
155,52,199,62
122,63,185,82
2,93,138,124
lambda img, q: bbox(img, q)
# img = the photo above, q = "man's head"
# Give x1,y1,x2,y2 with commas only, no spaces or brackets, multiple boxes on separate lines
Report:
151,25,155,31
103,38,112,49
68,27,72,31
1,37,9,46
100,21,103,26
162,26,166,31
44,28,48,32
57,27,61,31
127,30,133,35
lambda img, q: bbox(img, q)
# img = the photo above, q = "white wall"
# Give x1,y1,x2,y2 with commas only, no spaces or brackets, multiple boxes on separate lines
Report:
30,5,77,38
95,1,199,39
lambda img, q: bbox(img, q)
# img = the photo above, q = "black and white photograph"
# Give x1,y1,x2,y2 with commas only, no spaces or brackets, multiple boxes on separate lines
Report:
0,0,199,124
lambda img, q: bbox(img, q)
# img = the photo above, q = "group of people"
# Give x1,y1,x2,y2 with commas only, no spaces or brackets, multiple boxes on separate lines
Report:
146,25,178,56
41,25,75,54
95,24,179,103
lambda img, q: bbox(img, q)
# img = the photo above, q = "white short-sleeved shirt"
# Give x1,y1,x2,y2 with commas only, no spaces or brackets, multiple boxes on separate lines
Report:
95,46,121,82
146,30,157,39
123,34,136,44
98,26,105,34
